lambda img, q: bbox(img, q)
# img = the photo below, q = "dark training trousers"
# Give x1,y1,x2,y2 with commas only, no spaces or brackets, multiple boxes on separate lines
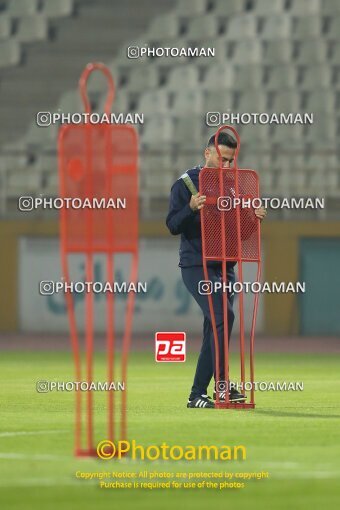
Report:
181,264,236,400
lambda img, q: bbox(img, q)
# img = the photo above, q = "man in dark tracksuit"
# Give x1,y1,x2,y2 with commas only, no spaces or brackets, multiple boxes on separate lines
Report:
166,132,266,409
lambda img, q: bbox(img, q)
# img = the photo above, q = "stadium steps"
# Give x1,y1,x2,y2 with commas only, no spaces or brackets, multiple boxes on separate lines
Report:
0,0,173,146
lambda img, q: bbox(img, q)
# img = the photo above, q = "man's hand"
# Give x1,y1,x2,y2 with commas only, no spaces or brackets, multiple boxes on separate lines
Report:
190,192,206,211
254,206,267,222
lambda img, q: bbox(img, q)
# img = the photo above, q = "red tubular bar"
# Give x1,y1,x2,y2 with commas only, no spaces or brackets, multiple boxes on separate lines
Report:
104,126,115,442
200,125,261,410
249,170,262,404
58,126,81,453
60,247,82,453
201,218,221,404
84,118,94,451
79,62,114,116
219,160,229,405
121,251,139,442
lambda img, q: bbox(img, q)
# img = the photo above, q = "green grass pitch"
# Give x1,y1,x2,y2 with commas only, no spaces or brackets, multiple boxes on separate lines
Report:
0,351,339,509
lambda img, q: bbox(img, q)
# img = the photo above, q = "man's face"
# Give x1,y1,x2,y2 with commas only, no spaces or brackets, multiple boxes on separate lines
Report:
204,144,235,168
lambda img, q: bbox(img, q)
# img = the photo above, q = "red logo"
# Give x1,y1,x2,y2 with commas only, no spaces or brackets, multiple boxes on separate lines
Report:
155,332,186,362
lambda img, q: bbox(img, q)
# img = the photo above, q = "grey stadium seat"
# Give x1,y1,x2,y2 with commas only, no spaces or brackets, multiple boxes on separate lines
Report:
330,43,340,63
321,0,340,14
43,172,59,196
185,14,220,39
174,115,204,147
234,64,264,90
269,124,305,148
259,14,293,40
0,40,20,68
324,15,340,39
7,168,42,197
295,40,328,64
146,12,181,39
124,65,159,92
287,0,321,15
262,40,294,64
5,0,38,16
204,89,235,112
172,90,205,115
224,13,258,40
240,124,271,145
228,39,262,63
176,0,208,16
237,90,268,112
270,89,301,113
165,66,201,91
294,16,323,38
140,114,174,147
306,90,336,114
16,120,58,151
212,0,245,16
114,37,149,66
304,114,337,142
264,64,298,89
14,15,48,43
299,64,333,89
201,63,235,90
137,89,169,114
58,90,83,115
42,0,73,18
253,0,285,15
0,15,12,39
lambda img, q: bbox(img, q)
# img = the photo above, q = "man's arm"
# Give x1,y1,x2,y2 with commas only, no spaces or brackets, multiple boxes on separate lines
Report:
166,179,197,235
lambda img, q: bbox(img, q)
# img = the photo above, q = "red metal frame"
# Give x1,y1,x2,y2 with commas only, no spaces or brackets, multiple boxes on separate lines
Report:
58,62,139,455
200,125,261,409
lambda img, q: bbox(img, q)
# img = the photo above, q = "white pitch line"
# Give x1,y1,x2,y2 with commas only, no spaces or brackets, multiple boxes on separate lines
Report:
273,471,340,479
0,478,81,487
0,430,67,438
0,453,68,461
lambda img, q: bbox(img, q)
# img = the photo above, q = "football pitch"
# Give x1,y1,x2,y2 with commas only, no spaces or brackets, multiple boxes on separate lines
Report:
0,350,339,510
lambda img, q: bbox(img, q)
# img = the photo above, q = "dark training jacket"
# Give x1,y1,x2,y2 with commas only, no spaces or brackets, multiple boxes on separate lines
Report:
166,165,236,270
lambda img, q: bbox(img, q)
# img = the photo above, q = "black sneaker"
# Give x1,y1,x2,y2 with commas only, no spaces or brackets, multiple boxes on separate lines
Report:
187,394,215,409
229,387,246,402
213,388,246,402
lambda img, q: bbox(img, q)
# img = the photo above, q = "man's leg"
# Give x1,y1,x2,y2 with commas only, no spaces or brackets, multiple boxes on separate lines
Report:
181,265,235,399
189,316,213,400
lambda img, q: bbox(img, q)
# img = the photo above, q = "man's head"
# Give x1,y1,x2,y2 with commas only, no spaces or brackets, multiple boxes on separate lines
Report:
204,131,237,168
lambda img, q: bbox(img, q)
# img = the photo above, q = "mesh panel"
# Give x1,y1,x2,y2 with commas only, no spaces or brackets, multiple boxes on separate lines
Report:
59,124,138,253
200,167,260,261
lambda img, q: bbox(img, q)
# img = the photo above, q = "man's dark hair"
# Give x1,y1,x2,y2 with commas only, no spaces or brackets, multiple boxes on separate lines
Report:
207,132,237,149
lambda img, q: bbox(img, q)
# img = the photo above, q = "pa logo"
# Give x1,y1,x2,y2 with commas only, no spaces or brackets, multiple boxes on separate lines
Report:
155,332,186,362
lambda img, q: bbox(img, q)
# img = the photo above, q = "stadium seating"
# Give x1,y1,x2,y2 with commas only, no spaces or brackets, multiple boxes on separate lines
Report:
0,0,339,218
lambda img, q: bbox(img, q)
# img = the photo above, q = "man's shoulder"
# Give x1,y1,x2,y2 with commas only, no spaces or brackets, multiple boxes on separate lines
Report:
171,165,202,193
176,165,201,184
184,165,202,180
